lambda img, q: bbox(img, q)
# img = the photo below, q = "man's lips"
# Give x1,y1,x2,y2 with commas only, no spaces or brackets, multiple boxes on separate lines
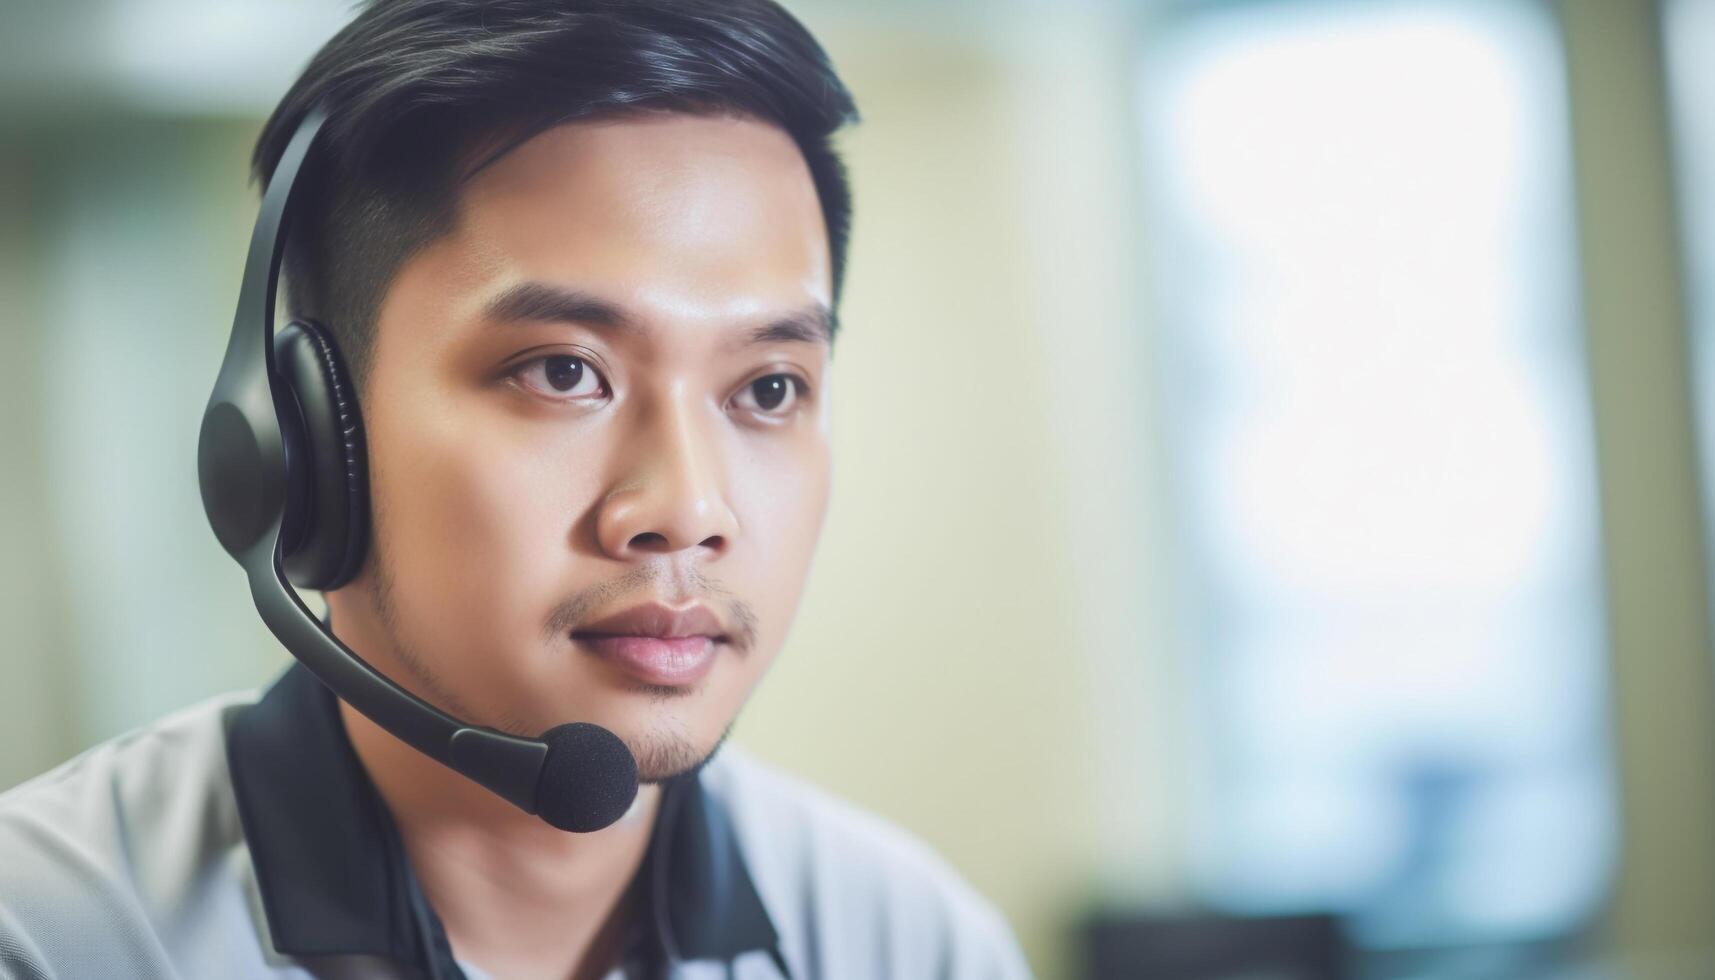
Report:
571,634,721,686
575,601,727,640
569,600,729,687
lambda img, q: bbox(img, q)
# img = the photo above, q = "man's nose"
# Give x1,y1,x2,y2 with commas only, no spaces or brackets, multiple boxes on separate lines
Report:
594,393,739,560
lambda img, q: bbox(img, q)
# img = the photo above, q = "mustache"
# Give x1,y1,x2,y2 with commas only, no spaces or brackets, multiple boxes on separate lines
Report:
540,566,760,653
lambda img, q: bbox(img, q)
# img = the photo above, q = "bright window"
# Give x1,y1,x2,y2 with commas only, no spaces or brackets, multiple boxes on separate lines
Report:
1141,0,1614,948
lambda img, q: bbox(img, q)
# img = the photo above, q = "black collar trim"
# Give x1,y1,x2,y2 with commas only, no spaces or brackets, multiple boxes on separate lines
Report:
224,663,783,973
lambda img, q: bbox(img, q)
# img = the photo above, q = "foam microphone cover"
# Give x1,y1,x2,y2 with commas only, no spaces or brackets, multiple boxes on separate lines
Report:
534,722,639,833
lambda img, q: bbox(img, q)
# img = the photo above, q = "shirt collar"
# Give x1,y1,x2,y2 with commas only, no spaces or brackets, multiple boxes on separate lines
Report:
224,662,783,974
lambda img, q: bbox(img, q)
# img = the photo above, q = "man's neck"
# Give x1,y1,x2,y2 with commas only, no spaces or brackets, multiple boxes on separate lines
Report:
339,699,661,980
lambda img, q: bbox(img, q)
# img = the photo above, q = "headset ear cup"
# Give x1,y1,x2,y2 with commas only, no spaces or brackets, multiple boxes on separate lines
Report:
273,320,370,590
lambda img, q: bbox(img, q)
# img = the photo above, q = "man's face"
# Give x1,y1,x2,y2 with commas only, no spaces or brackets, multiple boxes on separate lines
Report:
329,112,834,783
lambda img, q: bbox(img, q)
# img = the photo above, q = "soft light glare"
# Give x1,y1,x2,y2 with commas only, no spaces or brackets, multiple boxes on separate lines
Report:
1146,0,1612,946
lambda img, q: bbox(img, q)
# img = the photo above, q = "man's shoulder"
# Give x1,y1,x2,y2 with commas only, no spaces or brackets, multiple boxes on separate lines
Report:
0,687,256,835
0,688,263,977
699,744,1033,977
699,743,984,899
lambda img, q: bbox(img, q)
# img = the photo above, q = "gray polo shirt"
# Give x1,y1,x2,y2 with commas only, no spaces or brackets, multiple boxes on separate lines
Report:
0,664,1031,979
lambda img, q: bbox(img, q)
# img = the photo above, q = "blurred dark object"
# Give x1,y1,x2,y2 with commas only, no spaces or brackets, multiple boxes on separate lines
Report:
1361,934,1604,980
1082,910,1349,980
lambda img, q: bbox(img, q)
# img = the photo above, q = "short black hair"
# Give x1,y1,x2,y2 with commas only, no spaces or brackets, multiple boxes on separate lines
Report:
254,0,859,390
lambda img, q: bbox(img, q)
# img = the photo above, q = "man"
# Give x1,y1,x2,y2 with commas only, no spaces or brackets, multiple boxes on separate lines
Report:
0,1,1032,977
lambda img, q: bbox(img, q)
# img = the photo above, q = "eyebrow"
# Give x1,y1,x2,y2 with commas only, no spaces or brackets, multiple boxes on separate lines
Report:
481,281,836,349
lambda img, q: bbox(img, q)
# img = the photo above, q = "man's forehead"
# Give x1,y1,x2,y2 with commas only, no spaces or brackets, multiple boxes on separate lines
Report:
458,112,819,221
445,113,834,324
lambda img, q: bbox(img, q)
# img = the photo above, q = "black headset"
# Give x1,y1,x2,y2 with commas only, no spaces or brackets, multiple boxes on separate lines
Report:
197,107,639,833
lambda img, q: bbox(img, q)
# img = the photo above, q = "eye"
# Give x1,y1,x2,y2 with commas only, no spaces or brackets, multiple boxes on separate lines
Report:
510,354,605,401
732,373,807,418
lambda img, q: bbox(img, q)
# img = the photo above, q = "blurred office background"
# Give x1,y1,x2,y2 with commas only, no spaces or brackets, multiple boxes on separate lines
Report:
5,0,1715,977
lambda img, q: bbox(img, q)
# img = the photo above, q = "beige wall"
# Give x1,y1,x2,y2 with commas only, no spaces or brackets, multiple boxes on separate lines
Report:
1561,0,1715,971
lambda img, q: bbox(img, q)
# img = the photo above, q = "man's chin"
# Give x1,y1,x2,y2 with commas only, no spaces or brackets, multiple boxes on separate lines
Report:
625,719,736,785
